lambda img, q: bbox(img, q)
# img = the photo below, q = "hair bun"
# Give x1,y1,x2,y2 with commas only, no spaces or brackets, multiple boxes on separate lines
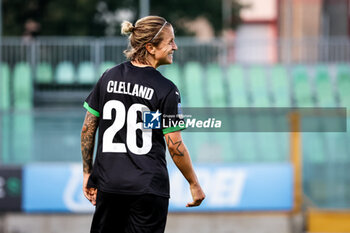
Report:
121,21,134,35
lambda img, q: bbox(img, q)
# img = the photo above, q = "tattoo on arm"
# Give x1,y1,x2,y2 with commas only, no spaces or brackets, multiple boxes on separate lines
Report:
81,112,99,174
166,135,184,158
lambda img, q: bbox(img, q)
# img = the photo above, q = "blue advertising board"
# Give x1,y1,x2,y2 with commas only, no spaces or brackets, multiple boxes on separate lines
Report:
23,163,293,213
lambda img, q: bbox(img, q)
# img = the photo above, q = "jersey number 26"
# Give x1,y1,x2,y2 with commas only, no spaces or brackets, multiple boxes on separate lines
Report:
103,100,152,155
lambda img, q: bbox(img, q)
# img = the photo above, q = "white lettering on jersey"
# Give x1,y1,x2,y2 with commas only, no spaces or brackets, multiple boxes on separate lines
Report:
106,81,154,100
107,81,113,93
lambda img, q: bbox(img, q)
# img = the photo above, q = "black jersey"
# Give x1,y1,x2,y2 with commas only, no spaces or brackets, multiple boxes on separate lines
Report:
84,61,183,198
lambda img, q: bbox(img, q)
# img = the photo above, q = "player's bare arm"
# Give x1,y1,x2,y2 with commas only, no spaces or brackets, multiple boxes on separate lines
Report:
81,111,99,205
165,131,205,207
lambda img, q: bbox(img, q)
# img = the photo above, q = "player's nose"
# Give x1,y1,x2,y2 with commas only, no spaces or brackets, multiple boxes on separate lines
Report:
172,42,178,51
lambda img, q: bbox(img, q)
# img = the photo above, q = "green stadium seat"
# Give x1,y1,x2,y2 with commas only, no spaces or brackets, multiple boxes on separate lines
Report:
183,62,205,107
13,62,33,110
77,61,96,84
336,64,350,110
292,65,314,107
227,65,249,107
163,63,181,88
99,61,115,76
1,63,11,110
206,63,226,107
248,65,270,107
314,65,336,107
36,62,53,84
182,63,215,162
55,61,75,84
226,63,256,161
270,65,291,107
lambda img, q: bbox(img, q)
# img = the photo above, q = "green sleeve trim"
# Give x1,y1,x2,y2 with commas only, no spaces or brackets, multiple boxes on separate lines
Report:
162,125,186,135
84,102,100,117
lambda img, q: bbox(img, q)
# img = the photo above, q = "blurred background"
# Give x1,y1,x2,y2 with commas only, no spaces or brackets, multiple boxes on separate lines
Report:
0,0,350,232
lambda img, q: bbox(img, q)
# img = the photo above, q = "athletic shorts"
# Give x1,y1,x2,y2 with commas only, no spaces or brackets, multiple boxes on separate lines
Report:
90,190,169,233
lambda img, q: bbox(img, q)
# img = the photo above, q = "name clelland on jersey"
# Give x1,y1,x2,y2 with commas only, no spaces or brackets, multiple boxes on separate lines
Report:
106,80,154,100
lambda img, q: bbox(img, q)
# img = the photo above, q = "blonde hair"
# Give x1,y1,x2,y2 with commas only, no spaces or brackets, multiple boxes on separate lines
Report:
121,16,170,64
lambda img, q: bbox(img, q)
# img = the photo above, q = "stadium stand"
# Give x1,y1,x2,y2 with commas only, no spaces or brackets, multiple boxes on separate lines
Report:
1,63,11,110
183,62,205,107
98,61,116,76
248,65,270,107
13,113,33,163
55,61,75,84
226,65,249,107
13,62,33,110
206,63,226,107
163,63,181,88
336,64,350,110
205,64,231,162
314,65,336,107
226,65,258,162
35,62,53,84
269,65,291,107
292,65,314,107
77,61,95,84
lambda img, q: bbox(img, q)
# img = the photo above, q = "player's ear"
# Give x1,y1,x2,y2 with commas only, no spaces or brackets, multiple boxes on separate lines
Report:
145,43,156,55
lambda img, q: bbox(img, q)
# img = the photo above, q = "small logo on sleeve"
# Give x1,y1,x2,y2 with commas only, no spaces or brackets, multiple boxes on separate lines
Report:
143,110,162,129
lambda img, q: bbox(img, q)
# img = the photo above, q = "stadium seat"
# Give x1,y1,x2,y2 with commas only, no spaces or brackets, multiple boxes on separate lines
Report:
99,61,115,76
0,63,11,110
226,66,259,161
55,61,75,84
183,62,205,107
336,64,350,109
77,61,96,84
226,65,249,107
292,65,314,107
13,62,33,110
314,65,336,107
182,63,214,162
206,63,226,107
248,65,270,107
35,62,53,84
270,65,291,107
163,63,181,88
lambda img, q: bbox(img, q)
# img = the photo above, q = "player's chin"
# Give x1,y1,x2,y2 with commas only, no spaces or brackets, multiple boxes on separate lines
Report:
159,56,173,66
166,55,173,64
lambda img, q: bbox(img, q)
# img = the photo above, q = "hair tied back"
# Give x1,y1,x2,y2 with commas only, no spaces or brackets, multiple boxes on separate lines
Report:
121,21,135,35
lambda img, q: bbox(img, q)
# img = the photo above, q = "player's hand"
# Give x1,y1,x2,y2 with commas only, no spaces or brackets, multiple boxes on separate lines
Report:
186,183,205,207
83,173,97,206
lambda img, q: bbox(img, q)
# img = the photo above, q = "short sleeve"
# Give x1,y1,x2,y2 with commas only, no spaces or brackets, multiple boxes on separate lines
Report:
83,76,103,117
161,87,186,135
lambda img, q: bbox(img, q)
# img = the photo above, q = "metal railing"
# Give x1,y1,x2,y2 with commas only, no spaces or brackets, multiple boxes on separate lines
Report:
1,36,350,67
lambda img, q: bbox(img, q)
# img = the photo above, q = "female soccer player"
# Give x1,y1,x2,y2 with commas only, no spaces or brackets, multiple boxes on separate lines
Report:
81,16,205,233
